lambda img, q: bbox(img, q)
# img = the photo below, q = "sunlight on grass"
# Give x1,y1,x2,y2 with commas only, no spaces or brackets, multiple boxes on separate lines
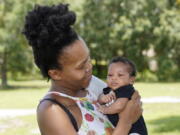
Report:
0,115,39,135
134,82,180,98
0,80,49,109
0,81,180,108
143,103,180,135
0,103,180,135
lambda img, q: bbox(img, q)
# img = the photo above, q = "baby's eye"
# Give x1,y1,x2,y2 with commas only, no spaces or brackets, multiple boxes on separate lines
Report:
118,74,123,77
107,74,112,77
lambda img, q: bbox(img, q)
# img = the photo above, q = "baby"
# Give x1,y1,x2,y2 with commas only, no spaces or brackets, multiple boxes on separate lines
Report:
98,56,147,135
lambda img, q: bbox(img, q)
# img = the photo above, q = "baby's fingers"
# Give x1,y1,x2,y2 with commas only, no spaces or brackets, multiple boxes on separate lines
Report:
104,95,112,102
110,91,116,100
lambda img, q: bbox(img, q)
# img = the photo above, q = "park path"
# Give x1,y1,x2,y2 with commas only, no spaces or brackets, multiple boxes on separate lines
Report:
0,109,35,118
0,96,180,119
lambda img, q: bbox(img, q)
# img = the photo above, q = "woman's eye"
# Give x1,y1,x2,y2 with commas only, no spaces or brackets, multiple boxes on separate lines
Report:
78,64,85,69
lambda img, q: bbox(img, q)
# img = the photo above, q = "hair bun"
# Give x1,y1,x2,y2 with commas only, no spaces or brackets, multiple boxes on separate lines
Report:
23,4,76,48
22,3,78,78
47,11,76,31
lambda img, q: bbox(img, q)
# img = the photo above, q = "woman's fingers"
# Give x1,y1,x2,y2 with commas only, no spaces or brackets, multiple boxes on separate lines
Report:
118,91,143,124
131,92,143,123
131,90,140,100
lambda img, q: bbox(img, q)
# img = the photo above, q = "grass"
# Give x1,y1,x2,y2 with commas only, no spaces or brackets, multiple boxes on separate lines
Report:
0,80,180,135
134,82,180,98
1,104,180,135
0,80,49,109
143,103,180,135
0,115,38,135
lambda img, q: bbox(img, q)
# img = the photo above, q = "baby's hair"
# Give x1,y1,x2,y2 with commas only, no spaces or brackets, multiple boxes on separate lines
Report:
22,4,78,79
109,56,137,77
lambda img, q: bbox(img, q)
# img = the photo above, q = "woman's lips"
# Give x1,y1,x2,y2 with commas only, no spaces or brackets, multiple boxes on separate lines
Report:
86,70,92,80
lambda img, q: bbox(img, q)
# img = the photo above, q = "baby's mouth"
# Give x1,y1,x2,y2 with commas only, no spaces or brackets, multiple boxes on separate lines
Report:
111,82,119,87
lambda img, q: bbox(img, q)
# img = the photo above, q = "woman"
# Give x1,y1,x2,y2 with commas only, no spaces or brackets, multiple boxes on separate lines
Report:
23,3,142,135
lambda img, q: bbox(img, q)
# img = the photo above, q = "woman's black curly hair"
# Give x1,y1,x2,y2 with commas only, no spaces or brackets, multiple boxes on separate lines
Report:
23,3,78,79
109,56,137,77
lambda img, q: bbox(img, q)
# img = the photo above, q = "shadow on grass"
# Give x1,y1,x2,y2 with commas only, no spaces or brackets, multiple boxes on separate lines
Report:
149,115,180,133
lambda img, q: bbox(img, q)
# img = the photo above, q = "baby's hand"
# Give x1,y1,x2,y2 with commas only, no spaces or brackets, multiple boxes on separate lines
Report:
100,91,116,103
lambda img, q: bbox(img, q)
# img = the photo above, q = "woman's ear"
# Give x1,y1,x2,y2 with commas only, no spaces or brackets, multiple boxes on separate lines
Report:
130,76,135,84
48,69,61,80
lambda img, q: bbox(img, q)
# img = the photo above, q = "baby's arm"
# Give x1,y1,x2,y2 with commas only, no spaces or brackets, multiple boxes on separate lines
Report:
98,98,129,114
98,92,116,104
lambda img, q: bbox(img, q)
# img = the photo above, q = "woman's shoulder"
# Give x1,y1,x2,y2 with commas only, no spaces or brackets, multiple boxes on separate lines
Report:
37,98,78,135
37,94,76,116
37,98,64,120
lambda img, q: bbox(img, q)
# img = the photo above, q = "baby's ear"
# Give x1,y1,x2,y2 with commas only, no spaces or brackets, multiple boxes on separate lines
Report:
130,76,135,84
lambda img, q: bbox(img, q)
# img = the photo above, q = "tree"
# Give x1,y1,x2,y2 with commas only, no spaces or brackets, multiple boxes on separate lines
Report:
153,6,180,81
0,0,84,88
79,0,159,77
0,0,35,88
79,0,180,81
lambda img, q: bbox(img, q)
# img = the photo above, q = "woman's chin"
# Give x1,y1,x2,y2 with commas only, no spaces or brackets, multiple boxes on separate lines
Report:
84,75,92,88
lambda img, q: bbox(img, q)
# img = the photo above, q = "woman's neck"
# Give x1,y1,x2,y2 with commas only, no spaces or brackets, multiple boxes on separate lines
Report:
49,81,87,97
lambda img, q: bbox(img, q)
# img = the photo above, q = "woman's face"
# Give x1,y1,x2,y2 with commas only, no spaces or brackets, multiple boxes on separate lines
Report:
56,39,93,90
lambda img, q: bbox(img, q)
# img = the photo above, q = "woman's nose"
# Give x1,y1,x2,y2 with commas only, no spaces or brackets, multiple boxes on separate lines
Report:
86,61,93,73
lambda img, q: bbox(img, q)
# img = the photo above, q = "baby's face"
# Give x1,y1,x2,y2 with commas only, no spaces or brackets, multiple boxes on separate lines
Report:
107,62,134,90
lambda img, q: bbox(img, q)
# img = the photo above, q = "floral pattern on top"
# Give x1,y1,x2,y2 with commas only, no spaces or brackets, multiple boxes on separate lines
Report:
80,100,95,111
49,91,114,135
76,97,114,135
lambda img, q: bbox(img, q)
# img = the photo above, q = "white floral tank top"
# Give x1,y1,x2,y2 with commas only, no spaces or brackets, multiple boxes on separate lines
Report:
48,91,114,135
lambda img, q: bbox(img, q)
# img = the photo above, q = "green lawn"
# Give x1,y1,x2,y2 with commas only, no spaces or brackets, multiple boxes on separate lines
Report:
0,80,49,109
0,80,180,135
0,115,38,135
134,82,180,98
144,103,180,135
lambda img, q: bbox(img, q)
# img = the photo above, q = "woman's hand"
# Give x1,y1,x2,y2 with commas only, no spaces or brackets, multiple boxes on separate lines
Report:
113,91,142,135
120,91,142,124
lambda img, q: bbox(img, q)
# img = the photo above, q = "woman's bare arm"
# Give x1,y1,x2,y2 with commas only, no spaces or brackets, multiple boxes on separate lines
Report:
112,91,142,135
37,102,77,135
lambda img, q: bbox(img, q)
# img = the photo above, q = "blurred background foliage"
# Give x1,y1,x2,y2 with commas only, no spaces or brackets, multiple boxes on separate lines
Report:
0,0,180,88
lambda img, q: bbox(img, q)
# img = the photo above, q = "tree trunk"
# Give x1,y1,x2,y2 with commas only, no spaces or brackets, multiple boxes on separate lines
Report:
93,59,101,77
1,51,8,88
94,60,106,78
